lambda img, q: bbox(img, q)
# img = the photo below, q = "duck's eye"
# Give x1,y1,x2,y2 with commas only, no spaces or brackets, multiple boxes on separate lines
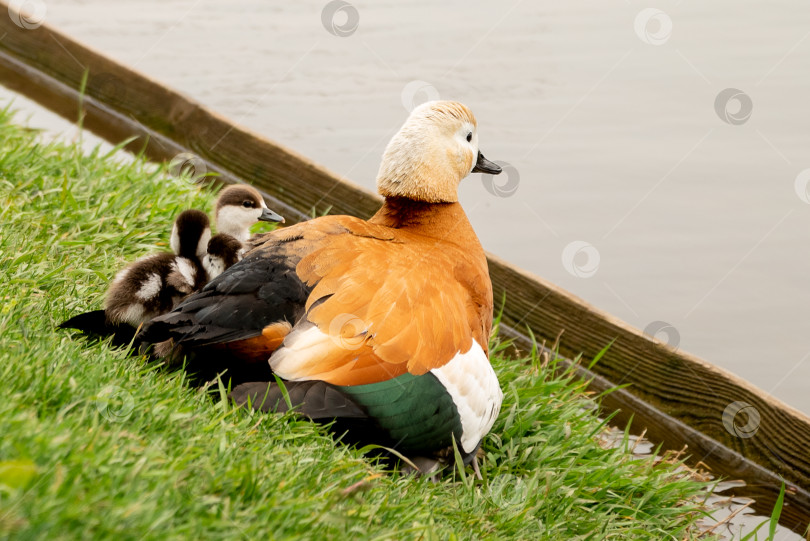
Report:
242,201,252,208
466,132,472,143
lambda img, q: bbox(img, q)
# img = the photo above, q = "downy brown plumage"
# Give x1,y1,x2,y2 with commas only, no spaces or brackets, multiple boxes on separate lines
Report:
60,186,284,343
105,209,211,327
201,184,284,281
203,233,245,279
214,184,284,245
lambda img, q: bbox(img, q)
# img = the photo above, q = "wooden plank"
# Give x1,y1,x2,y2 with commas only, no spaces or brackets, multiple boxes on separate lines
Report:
2,11,808,533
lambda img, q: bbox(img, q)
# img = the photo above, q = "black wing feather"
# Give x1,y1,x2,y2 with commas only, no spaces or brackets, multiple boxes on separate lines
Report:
59,309,138,348
139,237,312,347
230,381,367,419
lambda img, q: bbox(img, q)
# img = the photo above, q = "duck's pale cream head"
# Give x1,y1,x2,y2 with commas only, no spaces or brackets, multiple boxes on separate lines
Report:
376,101,501,203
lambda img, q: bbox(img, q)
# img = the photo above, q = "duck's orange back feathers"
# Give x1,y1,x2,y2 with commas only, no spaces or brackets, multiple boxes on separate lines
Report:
269,199,492,385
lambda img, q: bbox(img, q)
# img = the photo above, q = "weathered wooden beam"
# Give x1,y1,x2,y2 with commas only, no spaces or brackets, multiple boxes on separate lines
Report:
3,10,808,533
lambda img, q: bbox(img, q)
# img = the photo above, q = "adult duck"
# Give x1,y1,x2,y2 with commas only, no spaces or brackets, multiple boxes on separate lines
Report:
140,101,504,470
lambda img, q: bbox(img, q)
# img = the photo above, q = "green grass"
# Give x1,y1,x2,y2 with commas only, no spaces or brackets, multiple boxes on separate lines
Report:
0,106,715,540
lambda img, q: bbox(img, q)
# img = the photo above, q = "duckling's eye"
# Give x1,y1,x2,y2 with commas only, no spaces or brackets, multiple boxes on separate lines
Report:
466,132,472,143
242,201,253,208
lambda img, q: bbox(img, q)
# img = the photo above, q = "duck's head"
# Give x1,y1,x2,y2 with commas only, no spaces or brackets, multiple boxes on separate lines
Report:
170,209,211,261
203,233,244,279
215,185,285,243
376,100,502,203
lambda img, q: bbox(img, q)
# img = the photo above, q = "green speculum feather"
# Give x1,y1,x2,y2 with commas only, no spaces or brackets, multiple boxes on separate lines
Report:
337,372,462,453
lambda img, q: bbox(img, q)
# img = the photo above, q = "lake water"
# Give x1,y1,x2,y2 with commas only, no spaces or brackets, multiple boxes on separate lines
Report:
12,0,810,417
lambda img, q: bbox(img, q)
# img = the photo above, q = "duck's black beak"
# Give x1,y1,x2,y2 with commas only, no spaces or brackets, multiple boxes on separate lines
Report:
259,208,285,224
472,151,502,175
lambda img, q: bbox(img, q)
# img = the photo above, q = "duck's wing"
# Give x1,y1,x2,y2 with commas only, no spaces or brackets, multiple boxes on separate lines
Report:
58,309,138,348
258,231,499,455
268,228,493,386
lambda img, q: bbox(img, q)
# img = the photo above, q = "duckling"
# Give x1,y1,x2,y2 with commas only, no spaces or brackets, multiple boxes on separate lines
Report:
60,186,284,344
104,209,211,327
202,233,244,280
103,183,286,325
214,184,284,245
196,185,284,281
59,209,211,345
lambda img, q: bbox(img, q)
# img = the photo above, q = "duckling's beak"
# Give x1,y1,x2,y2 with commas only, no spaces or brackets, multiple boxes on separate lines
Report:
259,208,285,224
472,151,502,175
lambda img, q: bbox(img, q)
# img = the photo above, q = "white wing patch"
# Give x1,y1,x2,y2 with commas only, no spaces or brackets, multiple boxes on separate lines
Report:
203,255,226,281
170,222,181,255
269,329,502,453
135,272,162,300
430,339,503,453
196,228,212,259
171,257,197,286
120,304,145,326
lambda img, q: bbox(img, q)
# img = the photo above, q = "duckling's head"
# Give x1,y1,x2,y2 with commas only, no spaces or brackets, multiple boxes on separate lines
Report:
203,233,244,280
376,101,502,203
215,185,284,243
170,209,211,261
